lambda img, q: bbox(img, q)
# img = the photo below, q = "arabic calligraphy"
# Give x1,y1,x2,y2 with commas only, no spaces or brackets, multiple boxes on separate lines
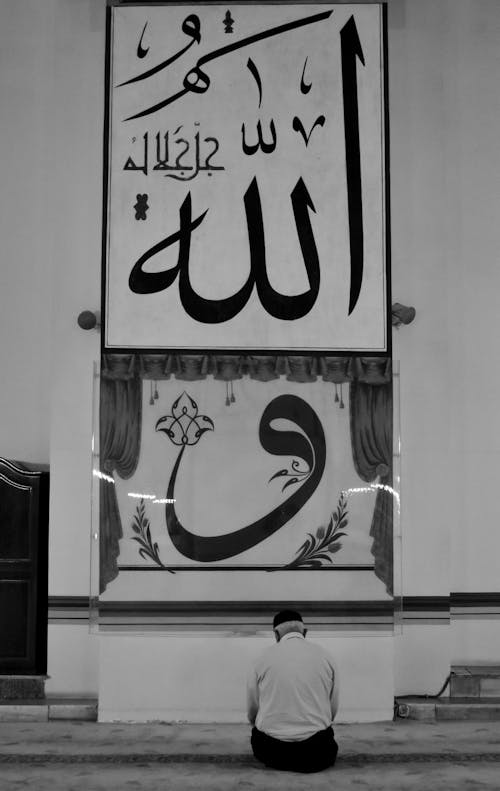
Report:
123,18,368,321
123,133,148,176
123,126,224,180
241,120,277,155
118,15,201,87
340,16,366,316
136,22,149,59
300,57,312,94
292,115,326,147
223,10,234,34
122,9,332,121
133,194,149,221
157,394,326,562
108,6,385,342
128,176,319,323
247,57,263,107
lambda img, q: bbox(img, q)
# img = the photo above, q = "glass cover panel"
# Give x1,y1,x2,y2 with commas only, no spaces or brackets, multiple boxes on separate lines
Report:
90,355,401,634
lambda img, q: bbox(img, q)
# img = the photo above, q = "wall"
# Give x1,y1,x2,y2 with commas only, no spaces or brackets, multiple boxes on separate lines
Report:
390,0,500,691
0,0,102,694
0,0,54,463
46,0,103,694
390,0,455,693
99,633,394,723
0,0,499,713
392,0,500,596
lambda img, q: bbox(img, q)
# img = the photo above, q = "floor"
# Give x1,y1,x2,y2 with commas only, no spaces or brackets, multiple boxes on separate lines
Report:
1,719,499,790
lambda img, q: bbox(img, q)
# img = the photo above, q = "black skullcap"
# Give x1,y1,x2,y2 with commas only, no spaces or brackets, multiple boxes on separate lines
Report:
273,609,303,629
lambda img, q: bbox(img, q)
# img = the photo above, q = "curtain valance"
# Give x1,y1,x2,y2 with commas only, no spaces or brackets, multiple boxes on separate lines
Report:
101,354,392,385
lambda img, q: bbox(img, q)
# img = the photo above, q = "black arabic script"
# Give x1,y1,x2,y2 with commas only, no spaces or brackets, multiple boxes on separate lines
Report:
128,177,320,322
123,9,332,121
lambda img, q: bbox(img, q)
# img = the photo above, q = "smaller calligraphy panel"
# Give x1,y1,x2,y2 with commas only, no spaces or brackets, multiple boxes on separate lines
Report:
110,377,384,575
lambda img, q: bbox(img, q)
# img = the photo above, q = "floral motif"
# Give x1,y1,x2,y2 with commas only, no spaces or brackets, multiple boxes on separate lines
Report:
155,392,214,446
285,491,349,569
130,498,166,568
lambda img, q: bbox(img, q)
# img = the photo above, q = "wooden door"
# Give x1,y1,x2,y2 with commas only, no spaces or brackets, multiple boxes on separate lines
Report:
0,459,49,674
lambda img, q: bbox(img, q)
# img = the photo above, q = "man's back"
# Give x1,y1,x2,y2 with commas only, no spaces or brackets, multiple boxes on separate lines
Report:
248,633,338,741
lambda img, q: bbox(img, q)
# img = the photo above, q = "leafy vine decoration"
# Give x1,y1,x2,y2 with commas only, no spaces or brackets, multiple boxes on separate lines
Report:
131,498,174,572
269,458,311,492
284,491,349,569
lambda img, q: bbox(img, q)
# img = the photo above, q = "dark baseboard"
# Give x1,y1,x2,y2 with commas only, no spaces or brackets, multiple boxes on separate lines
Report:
48,593,500,628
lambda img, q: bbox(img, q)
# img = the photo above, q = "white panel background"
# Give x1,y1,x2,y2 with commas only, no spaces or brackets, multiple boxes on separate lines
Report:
105,4,387,351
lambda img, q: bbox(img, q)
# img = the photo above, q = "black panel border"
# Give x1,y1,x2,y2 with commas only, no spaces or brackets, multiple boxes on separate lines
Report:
100,1,392,357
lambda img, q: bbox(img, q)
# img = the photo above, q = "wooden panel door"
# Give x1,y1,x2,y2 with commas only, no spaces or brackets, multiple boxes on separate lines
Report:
0,459,49,674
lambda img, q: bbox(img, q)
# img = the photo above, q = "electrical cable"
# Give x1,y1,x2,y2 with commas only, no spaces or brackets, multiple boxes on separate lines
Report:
396,673,451,701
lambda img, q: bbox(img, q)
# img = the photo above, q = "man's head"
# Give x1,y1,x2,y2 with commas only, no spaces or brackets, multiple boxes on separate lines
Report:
273,609,307,641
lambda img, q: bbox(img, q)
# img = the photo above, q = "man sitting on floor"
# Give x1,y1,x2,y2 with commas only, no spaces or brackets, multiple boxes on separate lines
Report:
247,609,339,773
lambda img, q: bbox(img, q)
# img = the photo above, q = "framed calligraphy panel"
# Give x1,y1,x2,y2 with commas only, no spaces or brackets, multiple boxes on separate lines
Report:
95,354,396,605
102,2,390,353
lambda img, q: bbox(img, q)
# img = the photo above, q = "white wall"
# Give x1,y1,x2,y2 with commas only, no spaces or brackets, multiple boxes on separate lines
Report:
0,0,102,696
0,0,102,591
390,0,500,685
392,0,500,597
98,633,394,723
46,624,99,698
47,0,103,597
1,0,500,712
391,0,453,599
0,0,55,463
444,0,500,594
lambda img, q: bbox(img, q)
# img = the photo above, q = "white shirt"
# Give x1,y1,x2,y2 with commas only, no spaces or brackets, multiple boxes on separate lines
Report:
247,632,339,741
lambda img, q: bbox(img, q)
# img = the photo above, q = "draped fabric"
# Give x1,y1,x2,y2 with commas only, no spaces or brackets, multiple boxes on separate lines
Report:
99,357,142,592
99,354,392,592
104,353,392,385
349,381,393,594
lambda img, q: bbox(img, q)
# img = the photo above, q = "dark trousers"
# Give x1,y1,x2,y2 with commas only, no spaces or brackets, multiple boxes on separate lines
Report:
251,726,338,773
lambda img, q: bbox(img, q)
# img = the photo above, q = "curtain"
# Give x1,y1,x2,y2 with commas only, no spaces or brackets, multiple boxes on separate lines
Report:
99,356,142,592
100,354,392,592
349,377,393,594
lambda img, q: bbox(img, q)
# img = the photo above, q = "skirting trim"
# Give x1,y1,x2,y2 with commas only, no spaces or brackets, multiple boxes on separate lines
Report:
47,593,500,630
